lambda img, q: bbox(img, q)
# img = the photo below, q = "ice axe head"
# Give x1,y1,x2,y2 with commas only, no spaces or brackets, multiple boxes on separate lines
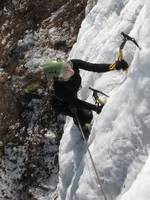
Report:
121,32,141,50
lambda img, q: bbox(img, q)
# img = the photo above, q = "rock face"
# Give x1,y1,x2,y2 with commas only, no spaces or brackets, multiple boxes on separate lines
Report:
0,0,87,199
0,81,19,137
0,0,87,72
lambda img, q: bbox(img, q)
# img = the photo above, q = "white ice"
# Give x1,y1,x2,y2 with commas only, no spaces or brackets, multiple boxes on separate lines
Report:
58,0,150,200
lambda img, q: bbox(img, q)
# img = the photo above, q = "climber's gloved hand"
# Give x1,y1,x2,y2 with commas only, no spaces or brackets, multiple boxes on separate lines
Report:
115,59,129,71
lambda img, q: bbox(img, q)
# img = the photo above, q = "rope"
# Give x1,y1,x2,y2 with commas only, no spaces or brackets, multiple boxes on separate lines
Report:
74,111,108,200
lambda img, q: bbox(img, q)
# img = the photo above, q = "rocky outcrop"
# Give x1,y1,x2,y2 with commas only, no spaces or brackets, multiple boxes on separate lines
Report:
0,79,20,138
0,0,87,73
0,0,67,68
0,0,88,199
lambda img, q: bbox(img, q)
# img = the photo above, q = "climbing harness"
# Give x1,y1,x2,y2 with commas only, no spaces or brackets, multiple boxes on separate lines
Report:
74,110,108,200
109,32,141,71
89,87,109,106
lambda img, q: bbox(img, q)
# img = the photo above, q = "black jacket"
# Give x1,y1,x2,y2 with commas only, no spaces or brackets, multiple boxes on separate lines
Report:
53,59,111,102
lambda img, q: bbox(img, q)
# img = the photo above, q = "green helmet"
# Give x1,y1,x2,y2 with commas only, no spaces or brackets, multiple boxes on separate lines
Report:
42,59,67,79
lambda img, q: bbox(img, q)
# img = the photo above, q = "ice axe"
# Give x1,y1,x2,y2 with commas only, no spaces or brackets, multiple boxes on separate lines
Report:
118,32,141,61
121,32,141,49
109,32,141,71
89,87,109,106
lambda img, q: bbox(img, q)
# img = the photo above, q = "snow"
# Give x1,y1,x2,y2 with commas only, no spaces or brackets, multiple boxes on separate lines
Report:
118,151,150,200
58,0,150,200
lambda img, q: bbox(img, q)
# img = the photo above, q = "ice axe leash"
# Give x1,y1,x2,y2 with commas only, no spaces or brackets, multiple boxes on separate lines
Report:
109,32,141,71
73,110,108,200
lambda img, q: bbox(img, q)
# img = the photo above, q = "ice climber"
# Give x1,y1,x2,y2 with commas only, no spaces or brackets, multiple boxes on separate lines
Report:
42,58,129,139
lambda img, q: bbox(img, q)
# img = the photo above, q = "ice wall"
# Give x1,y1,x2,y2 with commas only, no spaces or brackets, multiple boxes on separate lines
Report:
58,0,150,199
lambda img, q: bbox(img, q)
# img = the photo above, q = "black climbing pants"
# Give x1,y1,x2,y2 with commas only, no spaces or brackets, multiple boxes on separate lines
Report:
52,97,96,126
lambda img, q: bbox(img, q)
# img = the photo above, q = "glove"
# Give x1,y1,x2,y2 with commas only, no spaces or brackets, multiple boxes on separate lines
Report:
115,59,129,71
